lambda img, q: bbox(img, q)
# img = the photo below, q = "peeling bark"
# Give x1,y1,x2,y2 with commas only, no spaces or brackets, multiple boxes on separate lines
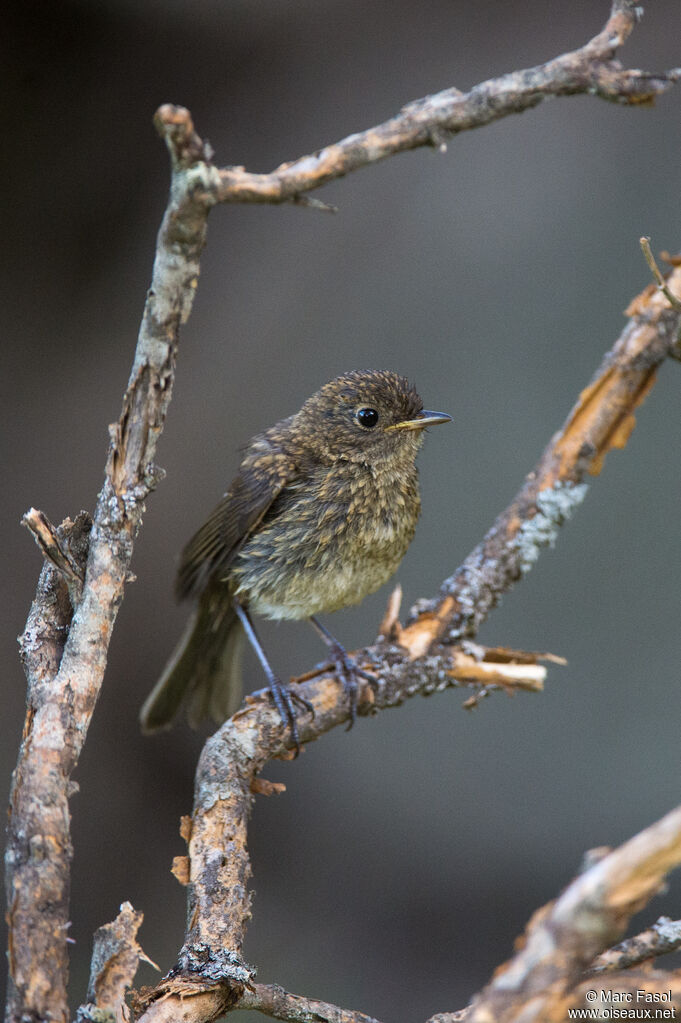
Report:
5,4,681,1022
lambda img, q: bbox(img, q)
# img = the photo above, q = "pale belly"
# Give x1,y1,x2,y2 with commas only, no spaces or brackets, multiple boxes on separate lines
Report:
246,541,405,620
232,489,419,621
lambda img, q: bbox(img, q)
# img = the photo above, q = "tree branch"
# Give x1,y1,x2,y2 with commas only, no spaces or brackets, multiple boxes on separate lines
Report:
462,805,681,1022
589,915,681,974
136,643,552,1020
137,260,681,1021
240,983,386,1023
402,259,681,655
77,902,157,1023
21,507,86,597
134,983,389,1023
203,1,679,204
5,112,214,1023
5,513,91,1023
5,3,680,1021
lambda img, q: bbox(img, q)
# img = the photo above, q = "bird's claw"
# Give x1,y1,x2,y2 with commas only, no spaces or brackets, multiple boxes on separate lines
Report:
308,616,380,728
268,677,314,757
328,650,378,729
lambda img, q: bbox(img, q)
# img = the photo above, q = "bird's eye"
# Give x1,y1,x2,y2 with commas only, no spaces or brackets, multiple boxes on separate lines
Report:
356,407,379,429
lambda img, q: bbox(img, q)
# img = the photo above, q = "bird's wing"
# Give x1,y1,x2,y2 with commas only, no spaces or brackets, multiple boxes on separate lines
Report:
176,438,297,600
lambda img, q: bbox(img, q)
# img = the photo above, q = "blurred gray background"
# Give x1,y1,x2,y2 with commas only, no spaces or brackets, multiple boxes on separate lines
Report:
3,1,681,1019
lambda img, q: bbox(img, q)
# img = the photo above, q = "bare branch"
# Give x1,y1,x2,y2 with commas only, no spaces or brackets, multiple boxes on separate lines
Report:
202,2,679,205
402,262,681,653
5,512,91,1023
137,643,550,1018
463,804,681,1022
5,110,213,1023
240,983,386,1023
137,262,681,1022
76,902,157,1023
21,507,86,596
137,981,386,1023
589,915,681,973
6,5,681,1022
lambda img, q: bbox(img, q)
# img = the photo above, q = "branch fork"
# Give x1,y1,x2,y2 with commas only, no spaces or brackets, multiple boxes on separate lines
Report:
6,4,681,1023
136,259,681,1020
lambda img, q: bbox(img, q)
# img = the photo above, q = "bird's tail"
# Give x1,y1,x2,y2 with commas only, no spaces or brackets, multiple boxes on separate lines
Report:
140,593,245,733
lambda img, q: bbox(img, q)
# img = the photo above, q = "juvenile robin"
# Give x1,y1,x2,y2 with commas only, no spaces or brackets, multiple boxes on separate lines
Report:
140,369,451,748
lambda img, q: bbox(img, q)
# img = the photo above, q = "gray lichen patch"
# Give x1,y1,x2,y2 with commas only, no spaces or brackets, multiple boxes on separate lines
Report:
513,481,589,575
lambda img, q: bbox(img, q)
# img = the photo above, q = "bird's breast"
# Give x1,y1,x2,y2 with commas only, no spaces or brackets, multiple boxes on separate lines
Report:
231,459,420,620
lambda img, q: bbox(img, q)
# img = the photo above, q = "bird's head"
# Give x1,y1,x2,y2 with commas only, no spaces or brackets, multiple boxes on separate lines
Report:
293,369,451,463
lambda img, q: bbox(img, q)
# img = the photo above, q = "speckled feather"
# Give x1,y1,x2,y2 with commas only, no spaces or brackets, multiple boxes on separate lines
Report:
231,450,422,619
141,370,443,732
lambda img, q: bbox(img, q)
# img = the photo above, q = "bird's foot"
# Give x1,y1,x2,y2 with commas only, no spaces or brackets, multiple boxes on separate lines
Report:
327,646,378,729
308,616,378,728
268,676,314,757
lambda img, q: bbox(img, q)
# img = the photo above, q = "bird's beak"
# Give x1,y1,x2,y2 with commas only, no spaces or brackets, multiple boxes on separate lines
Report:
387,410,452,432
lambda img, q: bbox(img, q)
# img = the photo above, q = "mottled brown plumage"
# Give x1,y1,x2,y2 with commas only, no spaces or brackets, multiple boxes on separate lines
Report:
140,370,450,746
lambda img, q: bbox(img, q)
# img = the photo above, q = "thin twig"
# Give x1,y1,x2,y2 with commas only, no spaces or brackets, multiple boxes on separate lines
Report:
240,983,386,1023
640,235,681,313
640,238,681,361
22,507,86,592
589,915,681,973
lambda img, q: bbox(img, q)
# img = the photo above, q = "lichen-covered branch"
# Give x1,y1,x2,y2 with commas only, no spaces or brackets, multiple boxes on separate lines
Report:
590,915,681,973
5,513,91,1023
138,261,681,1021
4,110,214,1023
402,263,681,655
6,2,680,1021
136,646,552,1021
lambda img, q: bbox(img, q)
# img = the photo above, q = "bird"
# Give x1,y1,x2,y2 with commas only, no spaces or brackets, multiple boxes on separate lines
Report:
140,369,451,749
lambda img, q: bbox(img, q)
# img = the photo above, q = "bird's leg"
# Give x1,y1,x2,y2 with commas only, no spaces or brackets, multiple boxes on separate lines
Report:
308,616,377,729
234,601,313,755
